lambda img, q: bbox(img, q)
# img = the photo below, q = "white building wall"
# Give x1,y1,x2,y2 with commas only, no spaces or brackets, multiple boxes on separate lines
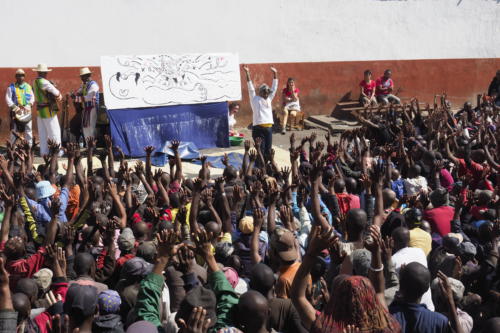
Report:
1,0,498,67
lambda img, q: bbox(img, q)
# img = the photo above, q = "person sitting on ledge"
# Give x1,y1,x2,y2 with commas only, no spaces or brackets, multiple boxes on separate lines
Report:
281,77,300,135
376,69,401,105
360,70,378,107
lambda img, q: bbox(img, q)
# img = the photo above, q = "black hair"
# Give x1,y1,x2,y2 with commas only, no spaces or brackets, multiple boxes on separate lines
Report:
364,70,372,76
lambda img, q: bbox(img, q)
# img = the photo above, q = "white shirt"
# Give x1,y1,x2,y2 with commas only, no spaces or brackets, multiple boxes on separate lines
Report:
392,247,435,311
404,176,428,196
77,80,100,103
228,113,236,129
248,79,278,126
5,83,35,108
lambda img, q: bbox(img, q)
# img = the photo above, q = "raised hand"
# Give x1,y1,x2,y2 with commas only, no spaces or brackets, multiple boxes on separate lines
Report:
309,132,317,144
156,229,180,259
193,228,213,261
135,161,144,175
248,149,257,162
50,198,61,217
86,136,96,150
280,166,291,182
222,153,229,167
244,140,251,152
252,206,265,229
144,145,155,155
201,188,213,206
364,225,382,254
104,135,113,150
178,307,212,333
170,140,180,152
254,137,263,151
270,66,277,74
307,226,336,256
48,139,60,156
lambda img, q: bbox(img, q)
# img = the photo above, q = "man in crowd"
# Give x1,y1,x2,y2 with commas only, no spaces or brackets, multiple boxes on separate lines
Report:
376,69,401,105
74,67,100,140
5,69,35,145
487,69,500,106
32,64,62,156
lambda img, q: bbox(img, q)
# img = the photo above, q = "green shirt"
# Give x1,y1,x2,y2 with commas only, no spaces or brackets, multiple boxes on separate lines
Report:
208,270,239,332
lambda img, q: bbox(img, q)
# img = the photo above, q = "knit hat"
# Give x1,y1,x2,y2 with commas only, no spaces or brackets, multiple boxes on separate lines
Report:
118,228,136,252
176,286,216,327
98,290,121,314
33,268,53,291
222,267,239,289
63,284,98,318
239,216,254,234
120,257,153,280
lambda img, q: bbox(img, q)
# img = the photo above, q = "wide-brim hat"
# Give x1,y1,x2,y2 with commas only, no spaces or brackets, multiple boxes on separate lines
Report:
35,180,56,199
15,69,25,75
80,67,92,76
32,64,52,72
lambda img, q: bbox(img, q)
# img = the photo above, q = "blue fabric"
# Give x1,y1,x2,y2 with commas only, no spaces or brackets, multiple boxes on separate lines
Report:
391,178,405,199
107,102,229,157
389,301,450,333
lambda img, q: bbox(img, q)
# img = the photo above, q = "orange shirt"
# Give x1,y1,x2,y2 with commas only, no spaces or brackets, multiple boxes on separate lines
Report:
66,185,81,220
275,261,311,299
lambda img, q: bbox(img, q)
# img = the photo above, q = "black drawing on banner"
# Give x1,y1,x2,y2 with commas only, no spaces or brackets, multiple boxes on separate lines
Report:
107,54,239,105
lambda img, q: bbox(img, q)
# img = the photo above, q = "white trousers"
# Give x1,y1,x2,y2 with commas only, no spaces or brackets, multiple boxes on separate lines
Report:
10,120,33,145
82,108,97,140
37,116,61,156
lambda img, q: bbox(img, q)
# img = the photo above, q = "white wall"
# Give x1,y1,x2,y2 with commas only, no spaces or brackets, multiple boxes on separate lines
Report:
1,0,499,67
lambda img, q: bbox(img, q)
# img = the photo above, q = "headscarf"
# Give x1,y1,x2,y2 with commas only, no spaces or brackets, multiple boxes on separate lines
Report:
311,276,400,333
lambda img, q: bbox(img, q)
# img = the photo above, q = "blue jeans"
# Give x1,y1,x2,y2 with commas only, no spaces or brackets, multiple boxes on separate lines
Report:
252,125,273,163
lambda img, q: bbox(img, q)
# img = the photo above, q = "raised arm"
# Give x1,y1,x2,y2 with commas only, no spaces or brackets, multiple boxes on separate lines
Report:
250,207,264,264
108,181,126,229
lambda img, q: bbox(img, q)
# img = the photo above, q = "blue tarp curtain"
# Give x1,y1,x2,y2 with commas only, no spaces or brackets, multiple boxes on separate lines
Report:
107,102,229,157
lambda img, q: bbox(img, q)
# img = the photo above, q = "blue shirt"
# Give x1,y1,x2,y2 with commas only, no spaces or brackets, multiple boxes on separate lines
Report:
389,301,451,333
391,178,405,199
26,187,70,224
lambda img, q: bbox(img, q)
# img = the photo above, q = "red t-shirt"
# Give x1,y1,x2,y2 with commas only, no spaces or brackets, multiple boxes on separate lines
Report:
347,194,361,210
375,76,393,96
360,80,376,96
423,206,454,237
282,88,299,106
457,158,486,189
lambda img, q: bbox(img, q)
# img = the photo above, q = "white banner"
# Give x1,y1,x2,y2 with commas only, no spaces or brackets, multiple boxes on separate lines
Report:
100,53,242,109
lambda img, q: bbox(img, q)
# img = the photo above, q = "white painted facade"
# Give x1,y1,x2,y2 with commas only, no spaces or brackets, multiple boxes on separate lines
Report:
1,0,499,67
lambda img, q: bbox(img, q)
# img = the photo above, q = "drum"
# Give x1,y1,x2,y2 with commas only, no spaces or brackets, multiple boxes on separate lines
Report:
14,105,32,123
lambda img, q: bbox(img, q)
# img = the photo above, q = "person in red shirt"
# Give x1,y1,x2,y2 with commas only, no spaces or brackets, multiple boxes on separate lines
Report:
423,188,454,237
375,69,401,105
359,70,378,107
281,78,300,134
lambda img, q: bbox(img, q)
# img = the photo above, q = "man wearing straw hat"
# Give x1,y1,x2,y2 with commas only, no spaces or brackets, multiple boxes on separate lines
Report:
5,69,35,145
32,64,62,156
75,67,100,140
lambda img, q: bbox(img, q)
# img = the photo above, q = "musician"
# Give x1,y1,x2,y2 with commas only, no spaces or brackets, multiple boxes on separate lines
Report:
5,69,34,144
75,67,99,139
32,64,62,155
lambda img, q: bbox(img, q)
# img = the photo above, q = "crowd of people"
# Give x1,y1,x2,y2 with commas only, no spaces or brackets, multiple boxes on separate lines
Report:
0,64,499,333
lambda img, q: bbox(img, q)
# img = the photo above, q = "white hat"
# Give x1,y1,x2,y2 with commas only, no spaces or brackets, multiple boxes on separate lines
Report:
79,67,92,76
15,69,25,75
32,64,52,72
35,180,56,199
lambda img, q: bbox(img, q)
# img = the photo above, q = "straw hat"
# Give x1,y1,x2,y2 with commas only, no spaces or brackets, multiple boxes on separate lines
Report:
15,69,25,75
79,67,92,76
32,64,52,72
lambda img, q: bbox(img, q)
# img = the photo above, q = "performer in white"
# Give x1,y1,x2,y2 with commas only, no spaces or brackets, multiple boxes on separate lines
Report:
76,67,100,139
32,64,62,156
5,69,35,144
